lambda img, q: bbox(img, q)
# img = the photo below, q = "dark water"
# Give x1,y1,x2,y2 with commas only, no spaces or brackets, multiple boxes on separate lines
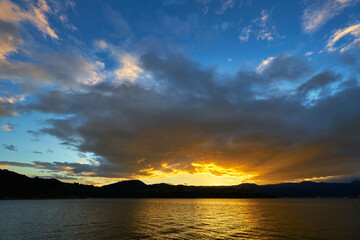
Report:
0,199,360,240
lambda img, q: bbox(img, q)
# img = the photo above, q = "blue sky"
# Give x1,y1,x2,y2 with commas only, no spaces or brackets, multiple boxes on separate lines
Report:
0,0,360,186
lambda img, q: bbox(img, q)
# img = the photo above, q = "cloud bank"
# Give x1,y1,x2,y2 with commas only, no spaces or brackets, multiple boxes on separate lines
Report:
19,51,360,183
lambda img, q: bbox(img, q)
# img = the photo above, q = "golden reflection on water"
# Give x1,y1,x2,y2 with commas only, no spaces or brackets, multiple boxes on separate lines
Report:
128,198,360,239
1,198,360,239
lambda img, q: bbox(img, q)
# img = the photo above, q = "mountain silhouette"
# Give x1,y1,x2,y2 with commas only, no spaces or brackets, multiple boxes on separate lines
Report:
1,169,360,199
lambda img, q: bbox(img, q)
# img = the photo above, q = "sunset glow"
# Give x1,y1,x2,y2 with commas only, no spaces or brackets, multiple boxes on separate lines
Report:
0,0,359,186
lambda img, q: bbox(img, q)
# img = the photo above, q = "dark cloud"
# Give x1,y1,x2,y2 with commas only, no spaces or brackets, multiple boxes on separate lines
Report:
297,70,341,97
0,160,102,177
0,100,17,120
3,144,17,151
32,161,99,175
22,50,360,183
259,54,312,81
40,175,78,181
0,161,33,168
141,51,218,95
33,151,43,154
27,130,42,137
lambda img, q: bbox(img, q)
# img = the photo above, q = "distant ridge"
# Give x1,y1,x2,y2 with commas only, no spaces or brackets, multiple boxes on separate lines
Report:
1,169,360,199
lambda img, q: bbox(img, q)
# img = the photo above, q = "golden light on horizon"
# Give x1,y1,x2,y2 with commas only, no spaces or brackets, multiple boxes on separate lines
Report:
138,162,258,186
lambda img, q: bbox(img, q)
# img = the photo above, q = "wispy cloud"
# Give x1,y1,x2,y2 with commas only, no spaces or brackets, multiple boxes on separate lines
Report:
239,27,251,42
0,0,58,59
196,0,210,14
0,1,100,91
216,0,234,14
302,0,358,33
239,10,277,42
326,23,360,52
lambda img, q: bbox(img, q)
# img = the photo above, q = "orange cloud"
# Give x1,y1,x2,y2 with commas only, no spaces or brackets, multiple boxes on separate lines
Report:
134,162,257,186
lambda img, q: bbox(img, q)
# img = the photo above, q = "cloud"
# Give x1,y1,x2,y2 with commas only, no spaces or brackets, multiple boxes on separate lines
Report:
326,23,360,52
28,0,58,39
3,144,17,151
23,50,360,183
140,51,217,94
213,21,232,31
0,51,103,90
254,10,274,41
0,94,25,104
96,40,108,49
297,71,341,97
0,123,14,131
115,54,147,83
256,54,311,81
0,0,57,59
0,161,34,168
27,130,42,137
296,71,344,106
0,1,96,92
196,0,211,14
0,160,100,176
216,0,234,14
239,10,277,42
0,95,21,119
95,40,156,86
0,102,17,119
256,56,275,73
302,0,358,33
0,20,23,60
239,27,251,42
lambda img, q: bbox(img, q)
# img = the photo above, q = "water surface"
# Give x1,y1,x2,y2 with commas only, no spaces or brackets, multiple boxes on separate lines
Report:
1,198,359,239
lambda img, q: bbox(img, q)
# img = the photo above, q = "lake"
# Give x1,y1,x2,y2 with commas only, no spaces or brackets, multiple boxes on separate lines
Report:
0,198,359,239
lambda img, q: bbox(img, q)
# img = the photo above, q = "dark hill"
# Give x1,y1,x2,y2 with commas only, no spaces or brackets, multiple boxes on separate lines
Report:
0,169,74,199
99,180,147,197
1,169,360,199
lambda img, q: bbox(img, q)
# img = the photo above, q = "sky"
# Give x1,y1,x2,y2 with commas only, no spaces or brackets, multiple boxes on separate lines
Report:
0,0,360,186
